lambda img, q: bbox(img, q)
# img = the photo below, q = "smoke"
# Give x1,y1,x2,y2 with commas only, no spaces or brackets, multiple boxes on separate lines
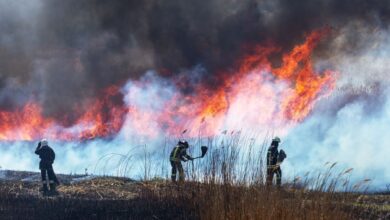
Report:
1,0,389,116
283,26,390,188
1,0,390,188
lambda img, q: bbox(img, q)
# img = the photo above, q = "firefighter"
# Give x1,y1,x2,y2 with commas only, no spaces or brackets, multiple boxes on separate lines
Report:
35,139,59,196
169,141,194,182
266,136,286,187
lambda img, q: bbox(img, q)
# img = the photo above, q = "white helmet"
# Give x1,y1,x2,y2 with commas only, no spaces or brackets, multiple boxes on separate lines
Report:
40,139,48,146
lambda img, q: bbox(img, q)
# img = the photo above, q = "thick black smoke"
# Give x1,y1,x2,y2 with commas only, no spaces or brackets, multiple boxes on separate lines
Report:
0,0,389,122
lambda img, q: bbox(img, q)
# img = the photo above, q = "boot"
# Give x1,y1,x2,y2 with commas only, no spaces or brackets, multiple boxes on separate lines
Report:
49,183,59,196
42,184,49,196
178,172,185,183
171,175,176,182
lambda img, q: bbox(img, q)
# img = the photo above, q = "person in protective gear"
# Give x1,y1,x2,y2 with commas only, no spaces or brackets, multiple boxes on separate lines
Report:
169,141,194,182
266,137,286,187
35,139,60,196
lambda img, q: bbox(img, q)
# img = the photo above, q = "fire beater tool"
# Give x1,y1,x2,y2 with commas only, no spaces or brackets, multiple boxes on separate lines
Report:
273,149,287,171
191,146,208,160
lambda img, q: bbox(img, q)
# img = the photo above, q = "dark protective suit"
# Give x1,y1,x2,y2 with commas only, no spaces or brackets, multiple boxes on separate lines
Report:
169,144,193,182
266,142,282,186
35,142,59,194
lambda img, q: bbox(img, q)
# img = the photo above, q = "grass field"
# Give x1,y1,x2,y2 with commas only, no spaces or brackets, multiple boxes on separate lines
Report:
0,170,388,220
0,136,388,219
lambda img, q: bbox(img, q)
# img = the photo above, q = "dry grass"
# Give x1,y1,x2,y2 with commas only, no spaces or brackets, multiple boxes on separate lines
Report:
0,134,388,219
0,175,389,219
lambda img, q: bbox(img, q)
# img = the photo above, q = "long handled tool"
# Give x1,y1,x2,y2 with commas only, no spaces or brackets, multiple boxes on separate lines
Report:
192,146,208,160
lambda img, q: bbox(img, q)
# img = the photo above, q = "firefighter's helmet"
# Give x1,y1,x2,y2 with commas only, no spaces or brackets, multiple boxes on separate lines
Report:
272,137,281,143
178,140,189,148
40,139,48,147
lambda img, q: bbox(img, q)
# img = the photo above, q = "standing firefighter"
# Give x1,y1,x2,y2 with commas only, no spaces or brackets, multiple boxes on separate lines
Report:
35,139,59,196
266,137,287,187
170,141,193,182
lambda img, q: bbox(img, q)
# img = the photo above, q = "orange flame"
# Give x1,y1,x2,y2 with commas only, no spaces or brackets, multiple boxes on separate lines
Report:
272,28,336,121
152,27,336,137
0,86,126,141
0,103,55,141
0,28,336,141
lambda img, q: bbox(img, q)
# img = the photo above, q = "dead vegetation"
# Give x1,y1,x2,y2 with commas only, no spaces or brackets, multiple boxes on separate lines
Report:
0,173,389,219
0,135,388,219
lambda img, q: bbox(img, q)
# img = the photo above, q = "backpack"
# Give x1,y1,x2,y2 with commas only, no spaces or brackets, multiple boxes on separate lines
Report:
278,149,287,163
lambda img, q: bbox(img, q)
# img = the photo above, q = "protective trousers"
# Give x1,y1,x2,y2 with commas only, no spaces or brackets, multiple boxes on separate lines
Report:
266,166,282,186
170,160,185,182
41,167,59,192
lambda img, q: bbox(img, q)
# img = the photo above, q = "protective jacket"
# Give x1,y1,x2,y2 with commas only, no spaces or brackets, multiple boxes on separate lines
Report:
170,145,192,162
267,145,279,167
35,143,55,170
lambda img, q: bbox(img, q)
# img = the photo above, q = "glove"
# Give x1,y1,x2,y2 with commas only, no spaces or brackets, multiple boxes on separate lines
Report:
273,163,281,171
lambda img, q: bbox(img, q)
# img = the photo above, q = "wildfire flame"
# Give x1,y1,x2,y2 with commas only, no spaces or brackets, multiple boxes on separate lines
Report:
148,27,337,137
0,28,336,141
0,86,126,141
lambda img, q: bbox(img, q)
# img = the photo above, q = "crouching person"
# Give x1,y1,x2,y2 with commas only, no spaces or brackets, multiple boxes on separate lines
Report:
169,141,193,183
35,139,59,196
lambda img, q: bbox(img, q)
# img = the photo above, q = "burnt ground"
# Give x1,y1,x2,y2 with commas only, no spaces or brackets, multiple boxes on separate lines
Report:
0,170,389,220
0,170,196,219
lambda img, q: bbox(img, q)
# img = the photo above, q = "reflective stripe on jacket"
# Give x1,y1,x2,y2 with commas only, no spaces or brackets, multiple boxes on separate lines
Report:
170,146,182,161
170,145,191,161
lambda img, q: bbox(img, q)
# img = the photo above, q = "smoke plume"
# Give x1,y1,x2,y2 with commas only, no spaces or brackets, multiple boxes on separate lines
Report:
0,0,390,188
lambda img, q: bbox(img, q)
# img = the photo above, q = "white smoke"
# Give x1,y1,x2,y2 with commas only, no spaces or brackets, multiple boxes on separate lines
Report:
0,11,389,190
282,27,390,189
